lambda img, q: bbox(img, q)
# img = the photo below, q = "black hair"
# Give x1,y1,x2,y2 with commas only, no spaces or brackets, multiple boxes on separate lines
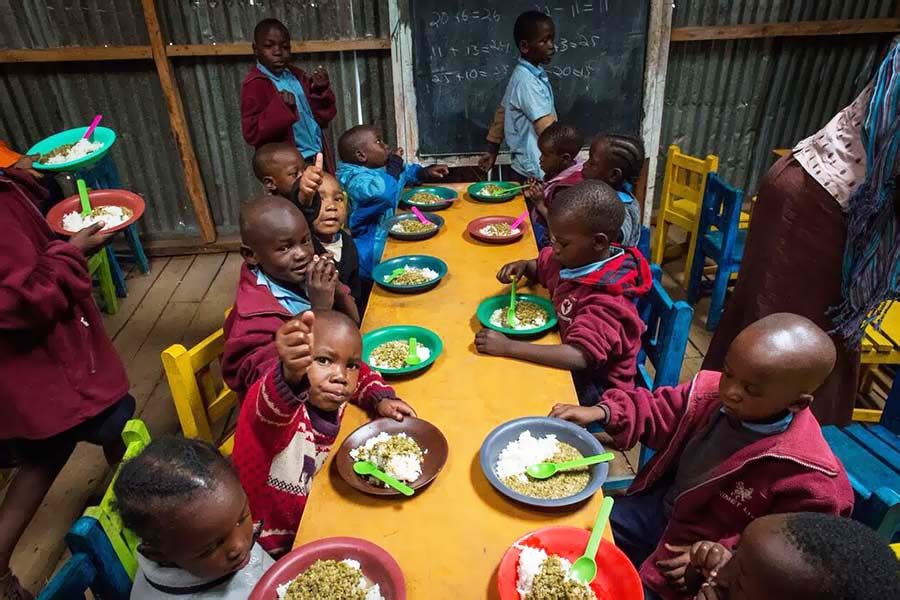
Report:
337,124,376,164
593,133,645,186
539,123,583,158
551,179,624,239
253,18,289,43
513,11,553,46
782,512,900,599
114,436,237,544
252,142,303,181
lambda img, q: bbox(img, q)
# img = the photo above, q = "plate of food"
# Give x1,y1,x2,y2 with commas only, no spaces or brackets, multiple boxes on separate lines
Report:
400,186,457,211
476,294,557,338
27,126,116,172
466,215,528,244
249,536,406,600
467,181,522,203
335,417,449,497
46,189,145,236
386,212,445,241
362,325,442,377
372,255,447,293
479,416,609,508
497,526,643,600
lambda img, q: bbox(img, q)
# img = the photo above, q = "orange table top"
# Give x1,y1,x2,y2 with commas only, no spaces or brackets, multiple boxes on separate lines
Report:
293,183,610,598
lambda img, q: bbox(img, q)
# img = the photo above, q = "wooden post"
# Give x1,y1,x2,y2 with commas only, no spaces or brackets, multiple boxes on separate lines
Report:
141,0,216,243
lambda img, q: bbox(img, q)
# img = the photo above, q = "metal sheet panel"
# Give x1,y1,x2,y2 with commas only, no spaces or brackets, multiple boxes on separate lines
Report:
0,0,148,49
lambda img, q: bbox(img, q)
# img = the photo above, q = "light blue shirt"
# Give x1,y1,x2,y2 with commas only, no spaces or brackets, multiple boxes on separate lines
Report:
256,62,322,158
502,58,556,179
559,247,625,280
254,268,311,315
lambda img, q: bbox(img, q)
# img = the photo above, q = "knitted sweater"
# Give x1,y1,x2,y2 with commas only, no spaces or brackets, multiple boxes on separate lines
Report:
231,363,394,556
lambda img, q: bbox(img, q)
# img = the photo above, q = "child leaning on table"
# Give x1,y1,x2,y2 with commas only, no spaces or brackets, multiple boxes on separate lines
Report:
336,124,448,281
231,310,415,556
475,180,652,407
582,133,645,248
550,313,854,600
114,436,274,599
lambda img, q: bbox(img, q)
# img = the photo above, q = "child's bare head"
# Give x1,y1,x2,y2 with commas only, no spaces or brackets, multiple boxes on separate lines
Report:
513,11,555,65
312,172,347,242
253,142,306,198
307,310,362,413
252,18,290,75
548,180,623,268
583,134,645,191
538,122,582,180
338,125,389,168
720,313,836,421
239,195,315,288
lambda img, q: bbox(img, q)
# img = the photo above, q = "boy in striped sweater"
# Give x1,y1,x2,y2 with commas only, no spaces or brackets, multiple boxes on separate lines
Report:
232,310,415,556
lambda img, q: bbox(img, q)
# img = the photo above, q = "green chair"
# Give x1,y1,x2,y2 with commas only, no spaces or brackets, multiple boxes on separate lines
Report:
88,248,118,315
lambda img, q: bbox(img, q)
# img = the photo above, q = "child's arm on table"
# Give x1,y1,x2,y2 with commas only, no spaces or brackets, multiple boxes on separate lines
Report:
307,65,337,128
476,331,589,370
240,77,298,146
350,364,416,422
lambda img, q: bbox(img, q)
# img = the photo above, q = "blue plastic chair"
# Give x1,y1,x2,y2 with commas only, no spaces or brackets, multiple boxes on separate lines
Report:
686,173,746,330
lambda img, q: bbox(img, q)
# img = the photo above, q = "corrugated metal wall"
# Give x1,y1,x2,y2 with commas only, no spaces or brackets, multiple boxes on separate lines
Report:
661,0,897,196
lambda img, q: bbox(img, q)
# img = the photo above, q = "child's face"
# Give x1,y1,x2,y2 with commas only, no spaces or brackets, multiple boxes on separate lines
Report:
356,127,390,168
538,137,574,180
263,147,305,198
242,207,315,288
582,139,623,188
313,174,347,241
253,26,291,75
547,210,609,268
306,321,362,413
520,20,556,65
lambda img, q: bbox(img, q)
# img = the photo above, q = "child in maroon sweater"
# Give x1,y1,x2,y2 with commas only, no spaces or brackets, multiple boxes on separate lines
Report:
241,19,337,173
475,180,651,406
551,314,854,600
232,311,415,556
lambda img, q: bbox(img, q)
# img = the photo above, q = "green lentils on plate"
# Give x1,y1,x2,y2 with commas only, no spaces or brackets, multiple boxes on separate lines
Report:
282,559,367,600
527,555,595,600
501,443,589,499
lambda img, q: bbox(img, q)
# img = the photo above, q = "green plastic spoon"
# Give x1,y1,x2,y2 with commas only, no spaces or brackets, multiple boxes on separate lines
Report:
383,267,406,283
76,178,92,217
352,461,414,496
405,337,421,366
507,278,517,328
569,496,614,585
526,452,615,480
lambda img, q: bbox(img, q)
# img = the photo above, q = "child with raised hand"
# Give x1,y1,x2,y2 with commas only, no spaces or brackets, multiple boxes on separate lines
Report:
241,18,337,172
336,125,448,280
689,513,900,600
232,310,416,556
582,133,645,247
475,180,651,407
114,436,274,599
314,172,361,312
550,313,854,600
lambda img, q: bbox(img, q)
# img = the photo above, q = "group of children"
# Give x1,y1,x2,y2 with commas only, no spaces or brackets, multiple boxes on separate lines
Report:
0,9,898,600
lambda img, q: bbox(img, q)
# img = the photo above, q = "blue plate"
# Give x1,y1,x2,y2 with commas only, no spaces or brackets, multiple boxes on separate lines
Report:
479,416,609,508
386,212,445,241
372,255,448,293
401,186,457,211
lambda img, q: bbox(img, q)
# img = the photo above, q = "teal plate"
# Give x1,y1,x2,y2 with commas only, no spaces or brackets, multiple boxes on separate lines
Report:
386,212,445,241
476,293,557,337
401,186,457,211
27,126,116,172
363,325,443,376
373,255,448,293
467,181,521,203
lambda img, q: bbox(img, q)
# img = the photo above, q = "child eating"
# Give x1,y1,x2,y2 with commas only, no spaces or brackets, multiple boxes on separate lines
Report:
232,310,416,556
476,180,651,406
550,313,854,600
223,195,359,397
336,124,448,280
115,436,274,599
582,133,645,247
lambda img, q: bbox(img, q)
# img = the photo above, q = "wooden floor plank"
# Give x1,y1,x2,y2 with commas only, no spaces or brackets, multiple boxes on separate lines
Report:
184,253,243,347
102,257,169,340
169,253,226,303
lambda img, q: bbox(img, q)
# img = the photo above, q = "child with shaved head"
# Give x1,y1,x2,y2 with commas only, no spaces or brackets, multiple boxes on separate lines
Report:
551,313,854,600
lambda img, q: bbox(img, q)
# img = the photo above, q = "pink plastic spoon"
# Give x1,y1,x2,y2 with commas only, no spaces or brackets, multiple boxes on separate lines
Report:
510,210,529,230
82,115,103,140
410,206,433,225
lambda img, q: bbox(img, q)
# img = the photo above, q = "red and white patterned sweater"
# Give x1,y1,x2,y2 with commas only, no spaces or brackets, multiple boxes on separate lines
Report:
231,363,395,556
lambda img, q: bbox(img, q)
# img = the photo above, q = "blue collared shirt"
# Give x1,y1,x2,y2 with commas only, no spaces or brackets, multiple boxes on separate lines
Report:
502,58,556,179
254,268,311,315
256,62,322,158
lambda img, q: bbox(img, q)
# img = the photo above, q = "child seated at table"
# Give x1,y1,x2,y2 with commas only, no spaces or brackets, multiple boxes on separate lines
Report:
336,124,448,281
231,310,415,556
550,313,854,600
688,513,900,600
476,180,651,406
115,436,274,599
314,172,362,313
582,133,645,247
223,195,360,397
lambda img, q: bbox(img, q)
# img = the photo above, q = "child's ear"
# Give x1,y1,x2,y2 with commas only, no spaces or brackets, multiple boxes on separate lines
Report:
560,152,573,165
609,167,624,187
593,232,610,252
262,175,277,193
518,40,530,55
138,542,168,565
355,149,366,164
240,244,259,267
789,394,813,413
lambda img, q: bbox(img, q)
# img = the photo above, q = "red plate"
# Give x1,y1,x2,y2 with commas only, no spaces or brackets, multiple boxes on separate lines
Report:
467,215,527,244
250,537,406,600
47,189,145,235
497,526,643,600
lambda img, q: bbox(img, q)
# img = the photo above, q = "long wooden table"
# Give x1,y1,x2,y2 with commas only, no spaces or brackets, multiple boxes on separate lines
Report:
294,183,609,599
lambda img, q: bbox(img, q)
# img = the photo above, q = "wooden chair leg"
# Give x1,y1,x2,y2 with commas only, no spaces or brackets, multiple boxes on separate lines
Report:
124,224,150,274
687,244,706,305
681,227,699,290
96,253,118,315
651,218,668,265
706,263,732,330
106,246,128,298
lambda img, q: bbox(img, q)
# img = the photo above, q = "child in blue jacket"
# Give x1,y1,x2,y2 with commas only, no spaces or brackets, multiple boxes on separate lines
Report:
336,125,448,280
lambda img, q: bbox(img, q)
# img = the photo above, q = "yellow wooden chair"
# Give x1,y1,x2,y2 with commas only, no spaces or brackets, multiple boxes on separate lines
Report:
161,327,238,455
855,301,900,423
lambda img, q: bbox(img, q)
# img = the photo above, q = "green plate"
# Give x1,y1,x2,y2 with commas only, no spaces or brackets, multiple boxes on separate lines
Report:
476,293,557,337
363,325,443,376
27,126,116,172
372,254,448,293
467,181,521,203
401,186,457,211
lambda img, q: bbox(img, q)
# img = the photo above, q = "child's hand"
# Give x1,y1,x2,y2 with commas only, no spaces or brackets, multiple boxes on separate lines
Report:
279,90,296,107
690,541,732,580
311,65,330,91
277,312,316,386
307,255,337,310
392,147,404,158
694,583,725,600
475,328,511,356
377,398,417,421
523,178,544,204
13,153,41,177
69,222,112,256
497,260,531,284
424,164,449,180
658,544,693,593
548,403,607,427
478,150,497,172
299,153,324,203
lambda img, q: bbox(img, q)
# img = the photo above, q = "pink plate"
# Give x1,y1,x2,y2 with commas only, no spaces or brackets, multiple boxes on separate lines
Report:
47,189,145,235
467,215,528,244
250,537,406,600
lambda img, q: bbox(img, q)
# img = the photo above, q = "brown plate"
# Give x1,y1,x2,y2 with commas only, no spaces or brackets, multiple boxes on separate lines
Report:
335,417,449,497
467,215,528,244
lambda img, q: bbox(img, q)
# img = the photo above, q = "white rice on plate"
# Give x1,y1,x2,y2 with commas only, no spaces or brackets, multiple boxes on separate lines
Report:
62,205,133,233
44,139,104,165
479,223,520,237
350,431,426,485
384,265,439,286
275,558,385,600
516,546,595,600
368,340,431,370
495,431,560,483
489,301,548,331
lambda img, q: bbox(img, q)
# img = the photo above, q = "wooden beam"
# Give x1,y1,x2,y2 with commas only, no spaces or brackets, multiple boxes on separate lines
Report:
166,38,390,57
141,0,216,244
0,46,152,63
672,18,900,42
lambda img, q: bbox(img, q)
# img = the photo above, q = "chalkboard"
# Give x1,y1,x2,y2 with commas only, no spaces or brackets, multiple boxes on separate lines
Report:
409,1,650,157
